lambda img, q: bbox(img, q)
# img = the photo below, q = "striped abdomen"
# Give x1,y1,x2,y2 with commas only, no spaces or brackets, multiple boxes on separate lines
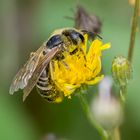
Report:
36,68,63,103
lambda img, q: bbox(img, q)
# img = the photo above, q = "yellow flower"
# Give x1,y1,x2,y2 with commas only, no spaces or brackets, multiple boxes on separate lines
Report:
51,35,111,98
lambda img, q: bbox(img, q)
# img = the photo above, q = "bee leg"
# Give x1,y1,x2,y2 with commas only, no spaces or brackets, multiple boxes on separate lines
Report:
50,60,69,80
49,61,55,81
80,47,87,61
61,61,69,69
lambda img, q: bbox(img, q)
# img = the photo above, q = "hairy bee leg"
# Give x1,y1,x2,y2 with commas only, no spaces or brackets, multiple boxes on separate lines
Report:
61,61,69,69
49,61,55,81
79,47,87,61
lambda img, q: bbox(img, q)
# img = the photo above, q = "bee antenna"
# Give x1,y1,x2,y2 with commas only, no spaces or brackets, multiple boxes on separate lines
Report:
80,29,102,40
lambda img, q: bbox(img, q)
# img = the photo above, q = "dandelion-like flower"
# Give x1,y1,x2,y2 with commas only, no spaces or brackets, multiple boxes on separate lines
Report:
51,35,110,98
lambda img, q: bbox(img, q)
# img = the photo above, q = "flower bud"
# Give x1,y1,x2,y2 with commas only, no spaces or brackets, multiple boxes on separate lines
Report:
91,76,123,130
111,56,132,87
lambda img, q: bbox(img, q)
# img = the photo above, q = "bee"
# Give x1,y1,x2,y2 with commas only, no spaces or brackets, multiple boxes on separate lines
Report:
9,28,98,103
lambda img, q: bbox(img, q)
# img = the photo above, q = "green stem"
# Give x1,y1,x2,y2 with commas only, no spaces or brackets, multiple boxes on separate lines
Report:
113,128,121,140
120,85,127,103
128,0,139,62
78,94,108,140
107,128,121,140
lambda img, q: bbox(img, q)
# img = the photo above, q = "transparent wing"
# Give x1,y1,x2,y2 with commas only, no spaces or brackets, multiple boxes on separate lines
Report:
22,47,59,101
9,46,45,95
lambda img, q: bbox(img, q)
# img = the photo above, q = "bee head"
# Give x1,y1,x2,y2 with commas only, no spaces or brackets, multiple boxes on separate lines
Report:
45,29,102,52
62,29,84,45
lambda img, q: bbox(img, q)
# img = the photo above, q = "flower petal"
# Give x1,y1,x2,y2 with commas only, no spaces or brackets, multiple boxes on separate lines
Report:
101,43,111,50
63,83,81,96
85,75,104,85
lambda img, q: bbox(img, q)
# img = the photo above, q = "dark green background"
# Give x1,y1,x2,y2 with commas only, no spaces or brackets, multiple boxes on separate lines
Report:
0,0,140,140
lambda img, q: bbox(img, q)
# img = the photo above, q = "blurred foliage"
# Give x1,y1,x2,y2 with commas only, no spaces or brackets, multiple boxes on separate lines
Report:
0,0,140,140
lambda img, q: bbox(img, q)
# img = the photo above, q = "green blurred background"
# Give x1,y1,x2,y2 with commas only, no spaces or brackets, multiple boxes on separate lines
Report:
0,0,140,140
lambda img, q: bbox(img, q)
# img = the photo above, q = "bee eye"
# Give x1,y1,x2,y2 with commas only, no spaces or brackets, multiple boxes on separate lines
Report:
71,32,84,44
62,30,84,45
46,35,63,49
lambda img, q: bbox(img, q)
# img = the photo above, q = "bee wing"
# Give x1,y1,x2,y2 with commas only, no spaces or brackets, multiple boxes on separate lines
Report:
22,47,60,101
9,46,45,95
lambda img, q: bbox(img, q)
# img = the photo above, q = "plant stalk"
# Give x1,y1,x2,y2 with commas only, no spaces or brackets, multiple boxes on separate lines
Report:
78,94,108,140
128,0,139,62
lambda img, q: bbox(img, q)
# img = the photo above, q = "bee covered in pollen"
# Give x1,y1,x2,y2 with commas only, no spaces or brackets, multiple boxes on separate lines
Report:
10,28,101,103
